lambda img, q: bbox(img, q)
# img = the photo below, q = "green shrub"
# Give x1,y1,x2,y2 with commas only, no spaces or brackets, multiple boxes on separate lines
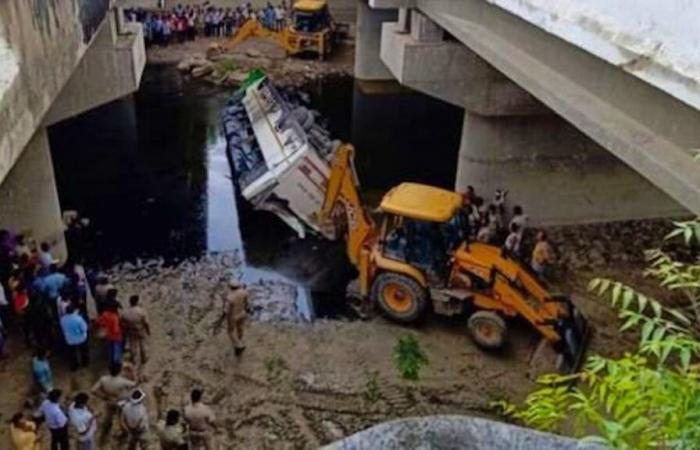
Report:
508,221,700,449
393,335,429,381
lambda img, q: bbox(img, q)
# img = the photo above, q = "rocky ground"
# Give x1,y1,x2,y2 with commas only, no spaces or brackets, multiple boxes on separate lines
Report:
0,218,676,449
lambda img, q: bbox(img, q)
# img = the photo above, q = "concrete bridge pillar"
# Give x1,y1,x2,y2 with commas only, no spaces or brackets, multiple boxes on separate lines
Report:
0,128,67,260
355,1,398,81
455,112,684,225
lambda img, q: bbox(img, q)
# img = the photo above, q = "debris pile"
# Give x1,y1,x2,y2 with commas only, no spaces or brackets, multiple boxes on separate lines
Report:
107,252,308,323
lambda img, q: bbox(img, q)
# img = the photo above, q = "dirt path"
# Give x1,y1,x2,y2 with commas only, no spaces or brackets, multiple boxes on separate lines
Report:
0,246,652,449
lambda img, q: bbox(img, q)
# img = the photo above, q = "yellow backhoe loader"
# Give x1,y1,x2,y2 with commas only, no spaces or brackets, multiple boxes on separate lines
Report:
224,71,588,373
224,0,348,60
318,145,588,372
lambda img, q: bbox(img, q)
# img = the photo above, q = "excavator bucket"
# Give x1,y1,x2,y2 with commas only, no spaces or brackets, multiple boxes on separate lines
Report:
528,297,590,378
556,298,590,373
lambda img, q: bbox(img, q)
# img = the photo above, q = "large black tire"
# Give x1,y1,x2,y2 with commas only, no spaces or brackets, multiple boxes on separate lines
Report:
467,311,507,349
371,273,427,323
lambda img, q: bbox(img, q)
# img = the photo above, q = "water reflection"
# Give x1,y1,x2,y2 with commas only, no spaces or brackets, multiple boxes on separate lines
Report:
47,65,462,320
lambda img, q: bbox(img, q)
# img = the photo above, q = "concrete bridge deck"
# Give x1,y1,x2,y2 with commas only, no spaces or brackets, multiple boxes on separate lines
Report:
359,0,700,224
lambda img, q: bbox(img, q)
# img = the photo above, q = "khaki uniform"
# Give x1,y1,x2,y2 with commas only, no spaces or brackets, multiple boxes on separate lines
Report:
122,306,150,366
226,289,249,351
184,402,216,450
91,375,136,439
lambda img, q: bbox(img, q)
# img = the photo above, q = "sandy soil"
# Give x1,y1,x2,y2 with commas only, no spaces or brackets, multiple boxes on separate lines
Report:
0,246,656,449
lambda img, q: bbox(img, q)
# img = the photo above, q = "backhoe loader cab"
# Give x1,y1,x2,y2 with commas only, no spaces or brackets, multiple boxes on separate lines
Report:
379,184,467,278
292,0,332,32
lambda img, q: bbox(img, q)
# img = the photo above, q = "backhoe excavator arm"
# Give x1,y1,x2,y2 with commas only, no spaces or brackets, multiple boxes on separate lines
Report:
320,144,375,269
224,19,290,53
454,243,588,370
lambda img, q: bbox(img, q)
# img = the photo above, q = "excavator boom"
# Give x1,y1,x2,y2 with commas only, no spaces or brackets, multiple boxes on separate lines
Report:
320,144,374,267
224,19,290,53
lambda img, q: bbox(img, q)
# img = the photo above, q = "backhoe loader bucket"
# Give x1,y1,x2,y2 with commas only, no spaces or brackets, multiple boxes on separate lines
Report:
528,298,589,378
556,299,590,373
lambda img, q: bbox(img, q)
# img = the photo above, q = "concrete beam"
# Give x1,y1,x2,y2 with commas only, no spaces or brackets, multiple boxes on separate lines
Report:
44,17,146,125
0,0,111,186
355,1,398,81
369,0,416,9
414,0,700,216
0,128,67,260
380,22,546,114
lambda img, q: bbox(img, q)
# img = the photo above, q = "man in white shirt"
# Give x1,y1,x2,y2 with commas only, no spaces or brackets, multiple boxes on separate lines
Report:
509,205,529,233
121,389,151,449
39,389,69,449
69,393,97,450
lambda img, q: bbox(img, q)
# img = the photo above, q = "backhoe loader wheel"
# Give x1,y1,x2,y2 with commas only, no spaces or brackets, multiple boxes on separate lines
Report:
372,273,427,323
468,311,507,349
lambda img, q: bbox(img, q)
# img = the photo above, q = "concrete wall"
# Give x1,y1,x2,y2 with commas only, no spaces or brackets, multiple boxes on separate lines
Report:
0,0,110,186
0,129,66,260
355,1,397,80
456,113,684,225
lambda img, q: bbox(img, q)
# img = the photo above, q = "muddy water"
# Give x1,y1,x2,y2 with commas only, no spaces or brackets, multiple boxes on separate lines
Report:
47,64,462,317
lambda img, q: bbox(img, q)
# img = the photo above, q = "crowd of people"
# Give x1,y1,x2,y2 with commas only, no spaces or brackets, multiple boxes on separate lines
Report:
0,226,251,449
124,2,290,47
461,187,556,278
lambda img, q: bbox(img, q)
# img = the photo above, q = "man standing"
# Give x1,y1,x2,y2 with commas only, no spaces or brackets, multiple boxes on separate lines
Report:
157,410,187,450
42,265,67,311
68,393,97,450
121,389,151,450
39,389,69,450
60,304,89,370
91,363,137,442
38,242,55,270
531,231,556,278
32,348,54,393
121,295,151,369
224,280,249,356
97,301,124,366
184,389,217,450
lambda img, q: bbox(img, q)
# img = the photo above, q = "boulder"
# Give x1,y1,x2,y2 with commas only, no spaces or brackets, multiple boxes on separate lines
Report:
177,58,195,72
322,416,602,450
206,42,222,59
245,48,263,58
227,70,249,85
191,63,215,78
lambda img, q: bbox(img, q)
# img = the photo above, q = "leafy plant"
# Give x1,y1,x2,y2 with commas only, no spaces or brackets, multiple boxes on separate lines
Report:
363,370,381,404
216,59,238,74
264,355,288,384
393,335,429,381
506,221,700,449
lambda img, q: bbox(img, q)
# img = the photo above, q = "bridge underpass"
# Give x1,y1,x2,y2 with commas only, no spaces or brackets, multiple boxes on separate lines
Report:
0,0,145,259
356,0,700,225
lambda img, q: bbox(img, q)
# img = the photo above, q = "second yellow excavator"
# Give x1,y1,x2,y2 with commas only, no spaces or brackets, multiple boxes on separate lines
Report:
224,0,347,60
